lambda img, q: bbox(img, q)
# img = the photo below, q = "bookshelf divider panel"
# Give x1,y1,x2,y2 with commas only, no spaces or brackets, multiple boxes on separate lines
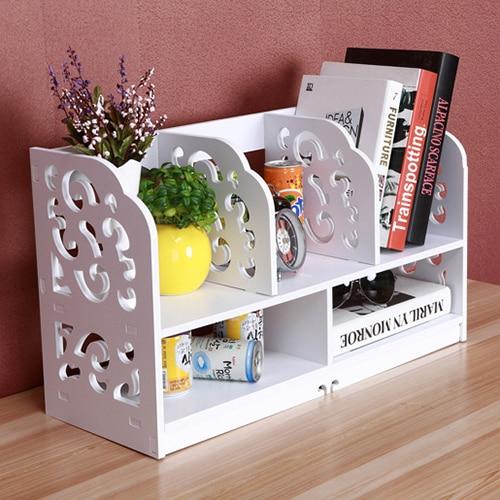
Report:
156,130,278,296
264,112,379,265
264,290,330,365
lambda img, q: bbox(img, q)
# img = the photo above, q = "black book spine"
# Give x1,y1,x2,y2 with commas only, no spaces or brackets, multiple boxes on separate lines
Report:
345,49,459,245
406,55,459,245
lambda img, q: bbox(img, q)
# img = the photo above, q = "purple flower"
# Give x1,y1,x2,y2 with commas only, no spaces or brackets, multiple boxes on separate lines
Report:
48,47,167,167
119,55,127,84
48,65,59,95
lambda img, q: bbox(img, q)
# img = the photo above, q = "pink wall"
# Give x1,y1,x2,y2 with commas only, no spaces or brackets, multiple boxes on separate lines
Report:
0,0,498,397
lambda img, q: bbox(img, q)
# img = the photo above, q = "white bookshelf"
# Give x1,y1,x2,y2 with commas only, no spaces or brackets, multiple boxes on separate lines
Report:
30,107,467,458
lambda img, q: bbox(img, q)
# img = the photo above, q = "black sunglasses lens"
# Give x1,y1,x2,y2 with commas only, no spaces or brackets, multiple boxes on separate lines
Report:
360,271,395,304
332,283,352,309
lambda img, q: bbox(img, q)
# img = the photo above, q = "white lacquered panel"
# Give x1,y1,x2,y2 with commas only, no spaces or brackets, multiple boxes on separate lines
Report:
427,132,468,241
30,147,163,458
156,131,278,296
265,112,379,265
161,351,327,456
331,314,462,388
164,108,295,153
163,351,323,423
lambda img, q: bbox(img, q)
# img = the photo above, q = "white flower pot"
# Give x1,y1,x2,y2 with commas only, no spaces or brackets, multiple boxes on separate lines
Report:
116,159,142,196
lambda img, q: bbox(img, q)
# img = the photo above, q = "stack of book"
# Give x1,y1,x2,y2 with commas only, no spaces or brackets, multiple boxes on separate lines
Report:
295,48,459,251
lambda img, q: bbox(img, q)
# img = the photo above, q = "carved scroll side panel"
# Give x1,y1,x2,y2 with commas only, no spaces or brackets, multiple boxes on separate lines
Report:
397,247,466,334
427,132,468,241
414,132,467,340
156,132,278,296
265,114,379,265
30,148,162,457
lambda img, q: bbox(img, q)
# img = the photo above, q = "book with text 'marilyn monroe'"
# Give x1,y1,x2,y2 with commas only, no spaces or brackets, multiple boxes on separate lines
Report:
345,48,459,246
320,62,437,251
331,276,451,356
295,74,402,199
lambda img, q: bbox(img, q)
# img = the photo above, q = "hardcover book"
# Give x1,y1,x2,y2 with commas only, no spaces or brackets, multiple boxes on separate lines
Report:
345,48,459,245
295,75,402,198
321,62,437,250
326,107,364,147
331,276,451,356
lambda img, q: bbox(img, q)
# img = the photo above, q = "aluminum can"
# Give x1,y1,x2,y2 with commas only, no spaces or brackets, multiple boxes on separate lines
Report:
161,333,192,396
214,310,264,347
264,160,304,222
191,336,263,382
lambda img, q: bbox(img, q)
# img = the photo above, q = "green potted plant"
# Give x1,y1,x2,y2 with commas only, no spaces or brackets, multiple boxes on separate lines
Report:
139,163,218,295
48,47,167,195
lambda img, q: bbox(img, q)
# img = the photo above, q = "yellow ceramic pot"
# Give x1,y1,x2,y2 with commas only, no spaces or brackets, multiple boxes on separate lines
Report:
157,224,211,295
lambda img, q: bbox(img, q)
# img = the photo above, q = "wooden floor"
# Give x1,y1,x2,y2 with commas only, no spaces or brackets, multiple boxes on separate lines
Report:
1,280,499,499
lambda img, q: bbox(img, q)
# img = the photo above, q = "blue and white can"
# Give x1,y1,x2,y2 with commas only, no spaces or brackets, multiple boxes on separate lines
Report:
191,336,262,382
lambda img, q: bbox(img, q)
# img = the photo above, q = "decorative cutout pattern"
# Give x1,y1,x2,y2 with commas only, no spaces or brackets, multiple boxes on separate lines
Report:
398,253,447,286
281,131,338,245
53,323,140,405
157,132,277,295
400,262,417,275
30,147,161,437
266,115,378,262
55,321,72,358
265,114,378,264
430,176,448,225
37,163,145,405
45,166,137,312
175,156,255,279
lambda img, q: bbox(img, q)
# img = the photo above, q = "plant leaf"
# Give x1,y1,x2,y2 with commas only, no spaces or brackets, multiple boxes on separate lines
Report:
73,144,95,156
92,85,102,104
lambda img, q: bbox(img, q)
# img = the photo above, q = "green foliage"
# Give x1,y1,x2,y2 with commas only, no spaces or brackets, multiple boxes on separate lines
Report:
139,163,218,233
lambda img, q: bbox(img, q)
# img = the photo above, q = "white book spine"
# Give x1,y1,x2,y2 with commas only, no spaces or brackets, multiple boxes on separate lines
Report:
332,286,451,356
373,82,402,199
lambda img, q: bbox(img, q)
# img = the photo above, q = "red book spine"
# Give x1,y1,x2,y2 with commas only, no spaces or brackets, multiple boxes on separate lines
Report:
387,71,437,250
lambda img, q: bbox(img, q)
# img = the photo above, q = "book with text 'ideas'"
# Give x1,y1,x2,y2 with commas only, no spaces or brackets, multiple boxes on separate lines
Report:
320,62,437,250
331,276,451,356
345,48,459,246
295,75,403,198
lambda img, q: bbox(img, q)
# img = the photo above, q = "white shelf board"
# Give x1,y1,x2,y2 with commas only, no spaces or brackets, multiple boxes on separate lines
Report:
278,234,464,296
163,350,323,424
379,235,463,267
159,234,463,337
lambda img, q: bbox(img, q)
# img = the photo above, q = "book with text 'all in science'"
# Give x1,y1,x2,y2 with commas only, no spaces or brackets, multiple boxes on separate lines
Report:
331,276,451,357
345,48,459,246
295,75,403,198
320,62,437,250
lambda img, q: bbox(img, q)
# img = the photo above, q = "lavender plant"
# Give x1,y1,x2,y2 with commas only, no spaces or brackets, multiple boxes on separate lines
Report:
49,47,167,167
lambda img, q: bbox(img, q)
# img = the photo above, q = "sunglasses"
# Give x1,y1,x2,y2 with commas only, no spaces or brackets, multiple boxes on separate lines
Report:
332,270,396,310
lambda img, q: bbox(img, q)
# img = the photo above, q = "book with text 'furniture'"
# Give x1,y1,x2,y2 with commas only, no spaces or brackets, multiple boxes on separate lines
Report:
321,61,437,250
345,48,459,246
295,74,403,199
